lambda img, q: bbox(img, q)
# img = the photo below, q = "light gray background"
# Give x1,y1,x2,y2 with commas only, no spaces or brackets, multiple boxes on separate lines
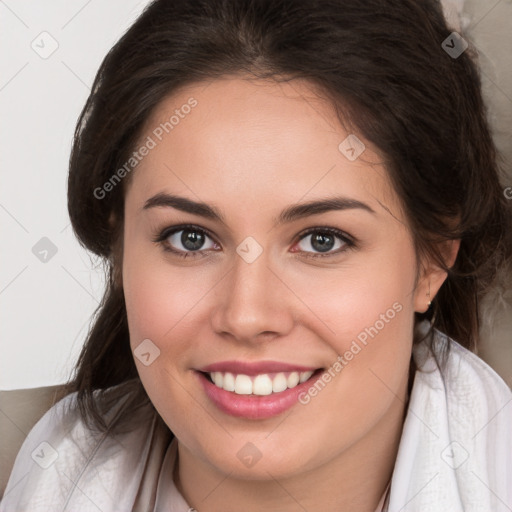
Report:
1,0,511,390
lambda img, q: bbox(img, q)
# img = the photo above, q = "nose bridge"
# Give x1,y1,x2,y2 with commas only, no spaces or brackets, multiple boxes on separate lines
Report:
211,246,293,342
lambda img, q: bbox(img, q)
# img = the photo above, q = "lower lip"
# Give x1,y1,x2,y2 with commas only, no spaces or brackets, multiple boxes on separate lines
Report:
196,370,323,420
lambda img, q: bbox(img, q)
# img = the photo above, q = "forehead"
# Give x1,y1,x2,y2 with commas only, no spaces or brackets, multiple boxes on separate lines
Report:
125,76,401,220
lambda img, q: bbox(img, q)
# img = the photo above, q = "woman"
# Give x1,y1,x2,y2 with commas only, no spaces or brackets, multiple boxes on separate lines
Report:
2,0,511,510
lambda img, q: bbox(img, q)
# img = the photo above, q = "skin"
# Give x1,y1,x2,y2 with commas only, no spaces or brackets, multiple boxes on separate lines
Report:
121,75,456,512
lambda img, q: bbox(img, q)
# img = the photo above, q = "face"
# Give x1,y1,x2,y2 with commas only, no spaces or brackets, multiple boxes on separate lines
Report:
121,76,428,481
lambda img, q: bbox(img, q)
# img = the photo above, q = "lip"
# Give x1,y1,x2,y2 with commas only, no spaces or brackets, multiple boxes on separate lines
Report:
198,360,318,376
195,367,324,420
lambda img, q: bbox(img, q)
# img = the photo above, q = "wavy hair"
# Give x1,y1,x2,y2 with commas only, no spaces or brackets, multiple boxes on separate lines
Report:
65,0,512,431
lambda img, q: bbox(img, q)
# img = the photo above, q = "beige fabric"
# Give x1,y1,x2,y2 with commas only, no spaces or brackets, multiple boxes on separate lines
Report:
0,386,67,497
132,414,173,511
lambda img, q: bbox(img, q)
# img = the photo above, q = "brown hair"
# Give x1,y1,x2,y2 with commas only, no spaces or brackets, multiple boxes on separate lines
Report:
65,0,512,431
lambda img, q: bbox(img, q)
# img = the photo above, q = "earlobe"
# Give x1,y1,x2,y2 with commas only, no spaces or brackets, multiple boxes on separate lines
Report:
414,267,448,313
414,238,461,313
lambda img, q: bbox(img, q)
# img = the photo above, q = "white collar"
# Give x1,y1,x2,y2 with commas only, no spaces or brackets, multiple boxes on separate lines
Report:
388,325,512,511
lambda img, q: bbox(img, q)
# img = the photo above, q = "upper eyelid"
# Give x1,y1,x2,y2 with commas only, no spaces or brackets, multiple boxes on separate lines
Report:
298,226,353,242
158,224,216,242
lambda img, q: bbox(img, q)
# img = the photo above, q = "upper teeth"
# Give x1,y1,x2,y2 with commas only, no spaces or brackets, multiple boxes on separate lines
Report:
209,371,314,395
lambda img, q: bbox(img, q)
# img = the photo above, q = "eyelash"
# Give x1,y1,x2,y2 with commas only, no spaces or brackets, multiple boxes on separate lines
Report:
152,223,356,260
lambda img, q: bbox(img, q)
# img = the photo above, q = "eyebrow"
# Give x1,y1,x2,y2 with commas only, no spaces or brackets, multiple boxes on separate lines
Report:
142,192,376,226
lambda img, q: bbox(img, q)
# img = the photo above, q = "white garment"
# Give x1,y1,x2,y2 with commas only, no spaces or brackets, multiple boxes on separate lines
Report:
1,327,511,511
388,330,512,511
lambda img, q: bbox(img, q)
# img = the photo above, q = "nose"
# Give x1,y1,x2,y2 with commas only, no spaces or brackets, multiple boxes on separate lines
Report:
210,250,295,345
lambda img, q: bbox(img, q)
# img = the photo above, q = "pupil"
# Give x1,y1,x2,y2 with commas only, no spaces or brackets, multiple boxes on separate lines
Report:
312,233,334,252
182,230,204,250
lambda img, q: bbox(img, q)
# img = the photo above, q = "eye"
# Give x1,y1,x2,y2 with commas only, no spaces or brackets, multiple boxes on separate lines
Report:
153,224,355,260
153,224,219,258
292,227,354,258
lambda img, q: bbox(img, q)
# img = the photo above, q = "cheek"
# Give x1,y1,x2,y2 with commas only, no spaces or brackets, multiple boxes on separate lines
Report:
284,236,417,416
121,241,211,438
122,240,210,346
121,233,218,412
283,237,417,350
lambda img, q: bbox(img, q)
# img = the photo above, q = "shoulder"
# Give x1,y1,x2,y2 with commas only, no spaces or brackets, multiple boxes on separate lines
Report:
414,326,512,406
389,326,512,510
0,381,157,512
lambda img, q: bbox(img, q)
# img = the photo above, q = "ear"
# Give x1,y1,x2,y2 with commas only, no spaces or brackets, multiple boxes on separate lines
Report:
108,211,124,290
108,211,117,230
413,239,460,313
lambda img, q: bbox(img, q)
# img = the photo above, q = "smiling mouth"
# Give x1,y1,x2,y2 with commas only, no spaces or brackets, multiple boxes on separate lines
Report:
201,369,324,396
